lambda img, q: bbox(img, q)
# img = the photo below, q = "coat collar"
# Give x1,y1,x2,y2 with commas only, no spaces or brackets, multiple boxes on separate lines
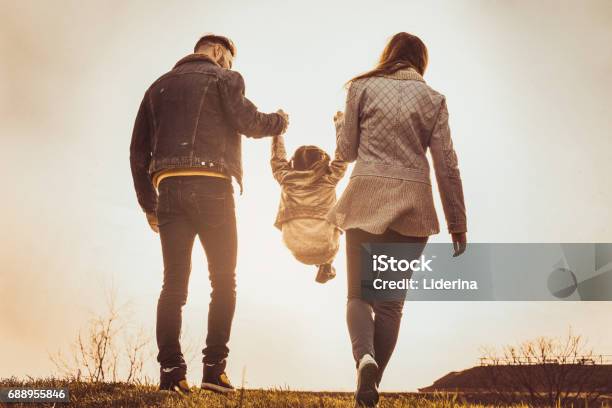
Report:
174,53,220,69
380,68,425,82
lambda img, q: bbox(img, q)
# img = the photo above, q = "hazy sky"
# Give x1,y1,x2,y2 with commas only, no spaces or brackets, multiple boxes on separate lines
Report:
1,0,611,391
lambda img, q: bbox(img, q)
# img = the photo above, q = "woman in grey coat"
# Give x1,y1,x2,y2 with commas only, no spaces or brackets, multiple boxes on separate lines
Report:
327,32,468,407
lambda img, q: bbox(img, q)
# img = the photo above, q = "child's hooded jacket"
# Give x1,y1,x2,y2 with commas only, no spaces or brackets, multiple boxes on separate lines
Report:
271,135,347,230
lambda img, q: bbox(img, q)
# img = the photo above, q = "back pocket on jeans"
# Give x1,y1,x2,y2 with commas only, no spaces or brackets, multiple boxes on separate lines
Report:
189,191,227,228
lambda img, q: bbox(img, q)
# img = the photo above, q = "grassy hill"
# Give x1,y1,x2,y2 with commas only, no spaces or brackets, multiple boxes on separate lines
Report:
419,364,612,393
0,378,531,408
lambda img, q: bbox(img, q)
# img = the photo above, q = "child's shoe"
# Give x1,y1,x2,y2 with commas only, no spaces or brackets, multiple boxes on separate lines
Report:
316,264,336,284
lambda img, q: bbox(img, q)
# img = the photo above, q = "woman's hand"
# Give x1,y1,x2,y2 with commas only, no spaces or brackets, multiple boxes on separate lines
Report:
452,232,467,257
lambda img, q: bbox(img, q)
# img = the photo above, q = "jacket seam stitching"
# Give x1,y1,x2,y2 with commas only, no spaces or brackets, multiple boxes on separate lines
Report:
190,82,211,159
147,90,158,155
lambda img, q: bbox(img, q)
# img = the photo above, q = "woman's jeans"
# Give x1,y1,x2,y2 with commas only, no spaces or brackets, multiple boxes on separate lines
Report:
156,176,237,368
346,228,428,382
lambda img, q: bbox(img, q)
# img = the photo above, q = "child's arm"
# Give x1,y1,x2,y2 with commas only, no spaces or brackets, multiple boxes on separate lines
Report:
326,149,348,185
270,135,292,183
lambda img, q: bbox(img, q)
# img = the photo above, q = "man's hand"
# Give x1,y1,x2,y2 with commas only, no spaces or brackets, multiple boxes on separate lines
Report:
452,232,467,257
276,109,289,134
146,212,159,233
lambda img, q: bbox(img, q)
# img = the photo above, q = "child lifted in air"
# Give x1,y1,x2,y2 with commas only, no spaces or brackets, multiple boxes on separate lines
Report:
271,132,347,283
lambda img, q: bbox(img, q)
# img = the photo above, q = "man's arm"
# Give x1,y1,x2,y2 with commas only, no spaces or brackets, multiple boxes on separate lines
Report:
270,135,292,184
129,91,158,227
219,70,287,138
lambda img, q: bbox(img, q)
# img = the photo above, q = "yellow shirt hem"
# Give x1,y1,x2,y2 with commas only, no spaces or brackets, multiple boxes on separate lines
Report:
153,169,230,189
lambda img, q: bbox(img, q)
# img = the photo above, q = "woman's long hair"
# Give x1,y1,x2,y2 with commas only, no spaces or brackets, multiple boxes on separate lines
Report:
348,32,428,84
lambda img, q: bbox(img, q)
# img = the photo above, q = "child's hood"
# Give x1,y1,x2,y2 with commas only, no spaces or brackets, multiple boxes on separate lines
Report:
284,150,331,187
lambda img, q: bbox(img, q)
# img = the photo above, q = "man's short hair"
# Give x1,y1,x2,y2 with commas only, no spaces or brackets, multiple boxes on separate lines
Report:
194,34,236,56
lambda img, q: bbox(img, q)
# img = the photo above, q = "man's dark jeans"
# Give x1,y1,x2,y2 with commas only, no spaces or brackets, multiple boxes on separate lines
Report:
156,176,236,368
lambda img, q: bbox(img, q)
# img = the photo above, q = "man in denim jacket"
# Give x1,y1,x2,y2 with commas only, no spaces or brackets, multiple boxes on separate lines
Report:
130,34,288,393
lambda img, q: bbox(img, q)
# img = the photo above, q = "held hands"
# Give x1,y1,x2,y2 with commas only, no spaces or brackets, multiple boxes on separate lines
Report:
452,232,467,257
146,212,159,233
276,109,290,134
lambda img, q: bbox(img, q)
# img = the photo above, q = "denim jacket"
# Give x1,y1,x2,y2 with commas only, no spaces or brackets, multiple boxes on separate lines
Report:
130,54,287,212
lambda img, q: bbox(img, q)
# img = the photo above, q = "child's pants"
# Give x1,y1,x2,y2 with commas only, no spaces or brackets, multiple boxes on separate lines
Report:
282,218,341,265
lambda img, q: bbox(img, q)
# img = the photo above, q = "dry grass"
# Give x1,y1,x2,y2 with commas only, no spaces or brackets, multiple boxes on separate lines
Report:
0,378,534,408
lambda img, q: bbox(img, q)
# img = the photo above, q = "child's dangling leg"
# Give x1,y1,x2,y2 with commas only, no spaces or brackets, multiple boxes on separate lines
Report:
315,226,341,284
315,263,336,284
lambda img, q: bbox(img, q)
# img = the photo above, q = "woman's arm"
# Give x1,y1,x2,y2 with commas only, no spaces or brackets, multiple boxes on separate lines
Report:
336,82,363,162
429,97,468,244
270,135,292,183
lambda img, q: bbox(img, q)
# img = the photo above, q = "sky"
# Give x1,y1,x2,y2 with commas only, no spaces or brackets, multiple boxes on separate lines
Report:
1,0,611,392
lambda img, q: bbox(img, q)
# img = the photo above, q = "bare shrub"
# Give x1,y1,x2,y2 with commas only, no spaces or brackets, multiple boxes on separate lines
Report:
50,289,152,384
481,330,608,406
